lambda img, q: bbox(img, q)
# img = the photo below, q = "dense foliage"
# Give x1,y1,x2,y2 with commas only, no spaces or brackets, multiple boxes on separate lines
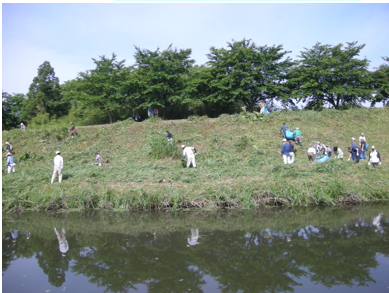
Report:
2,40,388,130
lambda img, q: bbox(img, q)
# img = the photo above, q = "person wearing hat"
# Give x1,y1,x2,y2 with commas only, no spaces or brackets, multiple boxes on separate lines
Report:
359,133,367,146
181,145,197,168
6,152,16,173
368,146,381,167
293,127,303,146
51,151,64,184
5,142,13,153
350,137,358,161
20,122,26,131
95,152,103,166
281,138,291,164
69,122,78,138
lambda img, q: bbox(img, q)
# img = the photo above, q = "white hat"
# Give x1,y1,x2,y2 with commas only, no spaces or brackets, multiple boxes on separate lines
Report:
351,137,355,140
181,145,185,148
5,142,9,145
69,122,73,125
371,146,375,149
56,151,60,155
296,127,299,130
282,138,287,142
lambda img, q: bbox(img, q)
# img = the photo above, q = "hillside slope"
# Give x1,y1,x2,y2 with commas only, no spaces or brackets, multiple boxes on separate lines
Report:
2,107,389,211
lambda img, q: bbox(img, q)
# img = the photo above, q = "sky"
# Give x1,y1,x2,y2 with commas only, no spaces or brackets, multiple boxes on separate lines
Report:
2,3,389,95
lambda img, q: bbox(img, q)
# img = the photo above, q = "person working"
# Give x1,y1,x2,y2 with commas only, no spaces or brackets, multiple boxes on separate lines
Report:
294,128,303,146
281,138,291,164
333,146,344,159
6,152,16,173
95,152,103,166
51,151,64,184
368,146,381,167
279,123,289,138
69,122,78,138
5,142,13,153
182,145,197,168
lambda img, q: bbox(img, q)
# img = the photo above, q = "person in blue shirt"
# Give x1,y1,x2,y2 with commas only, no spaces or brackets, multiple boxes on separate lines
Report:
6,152,16,173
279,123,289,138
281,138,291,164
351,138,358,161
148,107,154,118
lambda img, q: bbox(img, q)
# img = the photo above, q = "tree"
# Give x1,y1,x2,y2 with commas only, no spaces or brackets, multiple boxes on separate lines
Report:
288,42,373,109
25,61,65,120
371,57,389,107
2,92,27,130
206,39,293,112
75,54,127,124
133,45,194,119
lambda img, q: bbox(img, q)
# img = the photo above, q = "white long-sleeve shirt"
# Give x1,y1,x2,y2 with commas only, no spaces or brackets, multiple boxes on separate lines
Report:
183,147,195,157
53,155,64,169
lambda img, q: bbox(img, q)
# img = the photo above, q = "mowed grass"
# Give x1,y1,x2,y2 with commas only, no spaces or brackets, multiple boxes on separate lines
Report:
2,107,389,212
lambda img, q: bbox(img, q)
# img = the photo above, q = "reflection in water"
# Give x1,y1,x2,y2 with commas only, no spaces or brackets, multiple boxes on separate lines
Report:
2,206,389,293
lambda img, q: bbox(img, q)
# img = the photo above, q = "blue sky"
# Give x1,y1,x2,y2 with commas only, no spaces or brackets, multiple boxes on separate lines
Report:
2,3,389,95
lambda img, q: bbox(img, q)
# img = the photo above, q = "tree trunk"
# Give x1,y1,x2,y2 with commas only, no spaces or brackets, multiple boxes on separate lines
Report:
108,109,113,124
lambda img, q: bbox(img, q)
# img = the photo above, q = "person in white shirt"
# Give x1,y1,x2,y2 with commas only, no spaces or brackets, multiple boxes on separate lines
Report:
95,152,103,166
359,133,366,145
368,146,381,167
307,147,316,161
181,145,197,168
333,146,344,159
51,151,64,184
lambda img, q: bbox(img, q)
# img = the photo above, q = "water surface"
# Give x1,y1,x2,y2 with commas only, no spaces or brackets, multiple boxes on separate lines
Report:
2,206,389,293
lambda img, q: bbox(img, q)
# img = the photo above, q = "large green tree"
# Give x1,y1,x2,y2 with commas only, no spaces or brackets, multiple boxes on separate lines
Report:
25,61,65,120
288,42,373,109
74,54,127,124
371,57,389,107
206,39,294,112
133,45,194,119
2,92,27,130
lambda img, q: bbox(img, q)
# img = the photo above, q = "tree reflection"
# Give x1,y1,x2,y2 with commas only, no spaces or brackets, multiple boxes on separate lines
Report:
2,211,388,293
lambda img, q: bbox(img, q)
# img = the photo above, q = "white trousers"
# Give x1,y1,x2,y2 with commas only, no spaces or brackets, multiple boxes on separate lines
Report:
51,166,63,184
186,154,196,168
289,152,295,163
7,164,16,173
283,155,292,164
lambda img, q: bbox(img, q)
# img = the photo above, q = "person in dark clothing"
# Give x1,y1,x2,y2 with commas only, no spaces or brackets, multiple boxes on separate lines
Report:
279,123,289,138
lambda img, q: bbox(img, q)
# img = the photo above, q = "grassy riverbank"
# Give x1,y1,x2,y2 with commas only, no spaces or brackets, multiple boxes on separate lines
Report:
2,107,389,212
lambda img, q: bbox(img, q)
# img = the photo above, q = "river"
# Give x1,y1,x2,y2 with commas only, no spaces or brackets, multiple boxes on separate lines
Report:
2,205,388,293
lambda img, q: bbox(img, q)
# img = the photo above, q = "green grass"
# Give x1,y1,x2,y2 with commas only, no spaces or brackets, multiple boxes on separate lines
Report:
2,107,389,212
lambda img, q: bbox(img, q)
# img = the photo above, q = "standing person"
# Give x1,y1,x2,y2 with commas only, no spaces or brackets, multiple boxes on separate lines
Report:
294,128,303,146
5,142,13,153
95,152,103,166
181,145,197,168
51,151,64,184
351,138,358,161
20,123,26,131
281,138,291,164
368,146,381,167
360,139,367,159
6,152,16,173
307,146,316,161
354,145,362,164
166,130,173,142
288,140,295,163
279,123,289,138
54,228,69,256
359,133,367,146
153,108,158,117
259,100,266,113
69,122,78,138
333,146,344,159
148,107,154,118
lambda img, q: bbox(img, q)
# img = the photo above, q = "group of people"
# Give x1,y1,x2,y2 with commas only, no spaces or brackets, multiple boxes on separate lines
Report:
279,123,382,167
147,107,159,118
